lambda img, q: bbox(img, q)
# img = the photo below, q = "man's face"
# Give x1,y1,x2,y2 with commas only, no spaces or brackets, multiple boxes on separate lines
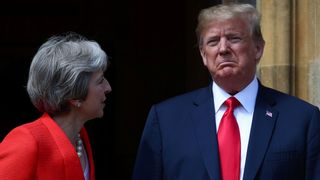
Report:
199,18,264,93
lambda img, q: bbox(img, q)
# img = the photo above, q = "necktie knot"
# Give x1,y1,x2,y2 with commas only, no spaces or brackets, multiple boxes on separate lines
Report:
224,97,240,110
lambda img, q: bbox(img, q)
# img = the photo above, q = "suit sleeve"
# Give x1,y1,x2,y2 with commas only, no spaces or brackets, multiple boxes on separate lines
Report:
0,127,38,180
306,106,320,180
132,105,163,180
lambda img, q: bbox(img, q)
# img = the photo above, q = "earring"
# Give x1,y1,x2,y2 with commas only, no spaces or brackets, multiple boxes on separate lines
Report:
76,102,81,108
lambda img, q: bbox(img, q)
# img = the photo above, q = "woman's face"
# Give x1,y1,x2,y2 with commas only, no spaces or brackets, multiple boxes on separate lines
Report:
80,70,112,120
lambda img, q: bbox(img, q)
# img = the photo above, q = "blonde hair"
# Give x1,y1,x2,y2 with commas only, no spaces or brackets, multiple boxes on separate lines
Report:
196,3,264,46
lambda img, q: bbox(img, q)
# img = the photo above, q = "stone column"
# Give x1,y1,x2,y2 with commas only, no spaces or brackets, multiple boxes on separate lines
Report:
295,0,320,106
257,0,293,94
258,0,320,106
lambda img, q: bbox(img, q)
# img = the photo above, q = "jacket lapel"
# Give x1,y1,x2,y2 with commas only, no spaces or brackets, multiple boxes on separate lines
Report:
41,113,84,179
191,85,221,180
243,85,278,180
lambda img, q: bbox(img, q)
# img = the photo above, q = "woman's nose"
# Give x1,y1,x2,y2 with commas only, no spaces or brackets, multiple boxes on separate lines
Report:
104,80,112,94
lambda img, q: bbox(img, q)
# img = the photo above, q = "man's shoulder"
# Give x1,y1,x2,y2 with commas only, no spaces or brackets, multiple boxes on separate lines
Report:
154,86,210,109
261,85,318,109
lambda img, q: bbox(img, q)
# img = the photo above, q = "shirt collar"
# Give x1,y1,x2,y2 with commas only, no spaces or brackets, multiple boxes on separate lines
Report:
212,77,258,113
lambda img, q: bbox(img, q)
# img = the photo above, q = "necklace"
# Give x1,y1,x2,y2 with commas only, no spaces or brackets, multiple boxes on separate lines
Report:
76,134,83,157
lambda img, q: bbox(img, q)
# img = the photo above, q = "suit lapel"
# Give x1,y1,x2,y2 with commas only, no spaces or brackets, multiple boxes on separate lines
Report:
191,85,221,180
243,85,278,180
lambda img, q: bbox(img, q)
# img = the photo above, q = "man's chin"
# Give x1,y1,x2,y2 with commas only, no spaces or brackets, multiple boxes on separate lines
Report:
217,69,237,78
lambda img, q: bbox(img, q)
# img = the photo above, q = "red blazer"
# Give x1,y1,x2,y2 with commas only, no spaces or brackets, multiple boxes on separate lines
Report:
0,113,95,180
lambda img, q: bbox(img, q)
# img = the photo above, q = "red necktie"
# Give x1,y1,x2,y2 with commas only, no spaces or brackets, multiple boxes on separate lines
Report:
218,97,241,180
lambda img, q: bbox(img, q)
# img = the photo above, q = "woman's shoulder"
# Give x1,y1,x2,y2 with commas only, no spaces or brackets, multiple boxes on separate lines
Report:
0,122,39,162
0,120,41,178
0,116,48,149
1,120,40,145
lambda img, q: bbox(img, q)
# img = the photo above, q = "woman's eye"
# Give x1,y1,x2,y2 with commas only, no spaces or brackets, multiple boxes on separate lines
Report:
99,77,105,84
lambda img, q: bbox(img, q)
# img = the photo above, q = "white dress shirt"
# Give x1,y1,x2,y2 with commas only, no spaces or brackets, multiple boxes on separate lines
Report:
83,145,90,180
212,77,258,180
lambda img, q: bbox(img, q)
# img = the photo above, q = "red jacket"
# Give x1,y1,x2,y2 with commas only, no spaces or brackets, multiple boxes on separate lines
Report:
0,113,95,180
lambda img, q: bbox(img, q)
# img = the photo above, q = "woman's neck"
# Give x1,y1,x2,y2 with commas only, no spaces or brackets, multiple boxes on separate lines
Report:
52,112,85,145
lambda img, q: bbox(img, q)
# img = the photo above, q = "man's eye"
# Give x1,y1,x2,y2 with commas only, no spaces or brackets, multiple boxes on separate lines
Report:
229,37,242,43
207,39,219,46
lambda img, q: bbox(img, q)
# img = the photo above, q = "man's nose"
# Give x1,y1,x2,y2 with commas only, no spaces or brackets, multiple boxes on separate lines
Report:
218,38,229,54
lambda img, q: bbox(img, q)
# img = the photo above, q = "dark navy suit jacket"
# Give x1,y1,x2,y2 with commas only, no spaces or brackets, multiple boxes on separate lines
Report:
132,83,320,180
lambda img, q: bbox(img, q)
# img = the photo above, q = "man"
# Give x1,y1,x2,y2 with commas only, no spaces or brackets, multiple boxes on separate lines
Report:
132,3,320,180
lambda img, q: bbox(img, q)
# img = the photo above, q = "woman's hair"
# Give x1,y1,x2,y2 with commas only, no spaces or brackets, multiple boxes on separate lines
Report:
196,3,264,46
27,32,108,115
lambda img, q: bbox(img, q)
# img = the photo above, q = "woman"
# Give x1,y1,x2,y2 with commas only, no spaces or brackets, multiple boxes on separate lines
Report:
0,32,112,180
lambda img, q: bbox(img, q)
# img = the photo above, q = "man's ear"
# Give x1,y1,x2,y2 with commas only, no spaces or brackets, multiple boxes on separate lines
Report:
255,41,265,61
199,46,208,66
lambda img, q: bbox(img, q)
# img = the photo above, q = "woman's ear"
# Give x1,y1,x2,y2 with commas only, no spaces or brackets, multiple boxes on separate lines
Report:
70,99,82,108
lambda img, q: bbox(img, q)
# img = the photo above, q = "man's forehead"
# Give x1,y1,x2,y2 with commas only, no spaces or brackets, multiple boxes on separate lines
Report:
202,20,249,35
